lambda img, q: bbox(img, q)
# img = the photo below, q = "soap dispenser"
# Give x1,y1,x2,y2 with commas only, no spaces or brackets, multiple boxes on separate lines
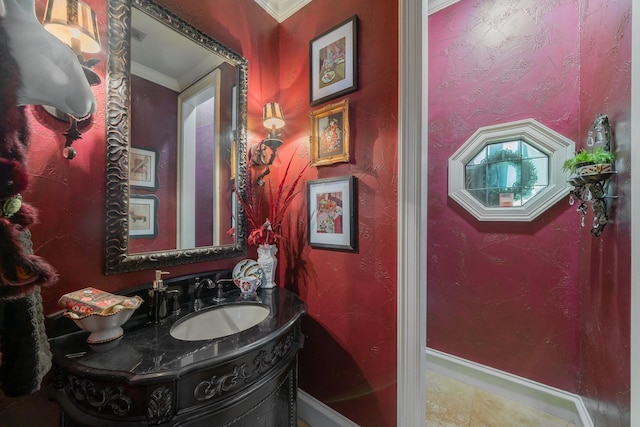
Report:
148,270,170,323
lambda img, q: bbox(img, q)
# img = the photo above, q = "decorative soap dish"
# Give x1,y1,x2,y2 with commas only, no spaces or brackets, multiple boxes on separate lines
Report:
64,296,143,344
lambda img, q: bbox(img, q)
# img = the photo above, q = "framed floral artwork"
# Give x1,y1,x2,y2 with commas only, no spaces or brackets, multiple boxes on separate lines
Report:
130,147,158,190
129,195,158,238
309,99,350,167
310,15,358,106
307,176,356,251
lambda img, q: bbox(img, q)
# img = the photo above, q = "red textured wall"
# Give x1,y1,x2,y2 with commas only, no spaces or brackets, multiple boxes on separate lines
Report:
578,0,631,424
428,0,582,392
428,0,632,421
277,1,399,426
129,75,177,253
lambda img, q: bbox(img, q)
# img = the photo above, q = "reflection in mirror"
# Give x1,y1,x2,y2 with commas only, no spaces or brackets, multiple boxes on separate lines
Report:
105,0,248,274
465,140,549,208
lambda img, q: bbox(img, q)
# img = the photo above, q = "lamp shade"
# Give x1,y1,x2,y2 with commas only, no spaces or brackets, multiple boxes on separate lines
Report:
263,102,285,130
43,0,101,54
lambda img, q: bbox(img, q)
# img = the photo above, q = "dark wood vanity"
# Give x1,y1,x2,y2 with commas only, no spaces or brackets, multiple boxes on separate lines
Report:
49,287,306,426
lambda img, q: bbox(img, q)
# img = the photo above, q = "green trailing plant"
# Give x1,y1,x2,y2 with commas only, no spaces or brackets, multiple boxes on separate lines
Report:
562,147,615,174
591,146,616,164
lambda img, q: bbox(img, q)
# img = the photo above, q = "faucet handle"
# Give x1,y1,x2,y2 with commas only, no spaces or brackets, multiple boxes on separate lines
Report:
213,278,234,303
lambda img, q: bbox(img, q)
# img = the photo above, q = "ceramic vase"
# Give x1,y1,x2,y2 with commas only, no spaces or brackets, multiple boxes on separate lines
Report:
257,244,278,288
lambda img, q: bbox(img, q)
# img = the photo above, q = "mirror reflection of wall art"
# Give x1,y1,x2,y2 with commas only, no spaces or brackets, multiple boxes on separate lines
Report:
130,147,158,190
309,99,350,167
307,176,356,251
310,15,358,106
129,195,159,238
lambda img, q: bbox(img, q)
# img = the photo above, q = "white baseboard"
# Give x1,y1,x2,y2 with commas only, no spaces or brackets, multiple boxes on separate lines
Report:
426,347,593,427
297,389,360,427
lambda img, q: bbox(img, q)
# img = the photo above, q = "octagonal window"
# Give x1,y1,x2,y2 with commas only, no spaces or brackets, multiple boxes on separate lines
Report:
465,140,549,208
449,119,574,222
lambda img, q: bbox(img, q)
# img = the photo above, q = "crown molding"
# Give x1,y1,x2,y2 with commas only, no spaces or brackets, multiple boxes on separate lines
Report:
253,0,312,23
254,0,459,23
428,0,461,15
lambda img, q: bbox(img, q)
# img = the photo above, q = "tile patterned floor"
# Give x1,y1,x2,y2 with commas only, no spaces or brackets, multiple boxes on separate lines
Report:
426,370,576,427
298,371,576,427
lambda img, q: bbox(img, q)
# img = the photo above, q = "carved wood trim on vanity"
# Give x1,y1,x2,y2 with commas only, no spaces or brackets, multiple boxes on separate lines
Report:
147,386,173,425
179,326,301,410
66,375,133,416
52,322,303,426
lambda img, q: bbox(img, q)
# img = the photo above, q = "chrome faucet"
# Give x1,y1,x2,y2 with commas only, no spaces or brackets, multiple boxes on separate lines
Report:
193,277,214,311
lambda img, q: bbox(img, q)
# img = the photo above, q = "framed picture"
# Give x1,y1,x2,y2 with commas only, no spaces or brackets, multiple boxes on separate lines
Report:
310,15,358,106
309,99,350,167
307,176,356,251
129,195,159,238
130,147,158,190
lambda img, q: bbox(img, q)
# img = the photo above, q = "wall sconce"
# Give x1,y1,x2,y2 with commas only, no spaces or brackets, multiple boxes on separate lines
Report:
252,102,285,185
42,0,101,159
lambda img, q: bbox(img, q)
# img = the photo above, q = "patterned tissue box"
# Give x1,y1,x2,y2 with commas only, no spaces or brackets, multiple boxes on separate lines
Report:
58,287,128,316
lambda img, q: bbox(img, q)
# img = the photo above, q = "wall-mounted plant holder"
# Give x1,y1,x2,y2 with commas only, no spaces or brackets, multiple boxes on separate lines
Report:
566,114,616,237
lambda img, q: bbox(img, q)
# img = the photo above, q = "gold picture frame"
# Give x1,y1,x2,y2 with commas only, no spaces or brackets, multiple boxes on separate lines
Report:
309,99,350,167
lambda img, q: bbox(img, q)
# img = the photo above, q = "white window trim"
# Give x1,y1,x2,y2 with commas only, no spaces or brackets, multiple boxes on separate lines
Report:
448,118,575,222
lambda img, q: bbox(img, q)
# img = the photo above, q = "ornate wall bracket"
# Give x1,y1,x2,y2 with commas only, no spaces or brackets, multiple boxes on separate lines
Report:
567,114,616,237
569,175,616,237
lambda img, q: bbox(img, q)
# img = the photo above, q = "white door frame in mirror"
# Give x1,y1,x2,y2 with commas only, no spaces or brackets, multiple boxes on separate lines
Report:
448,119,575,222
177,69,222,249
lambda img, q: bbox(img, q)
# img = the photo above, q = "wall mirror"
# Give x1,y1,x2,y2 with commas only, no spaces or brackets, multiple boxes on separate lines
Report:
448,119,575,222
105,0,248,274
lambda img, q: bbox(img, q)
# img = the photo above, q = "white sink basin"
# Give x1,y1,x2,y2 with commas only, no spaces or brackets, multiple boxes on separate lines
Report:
170,305,270,341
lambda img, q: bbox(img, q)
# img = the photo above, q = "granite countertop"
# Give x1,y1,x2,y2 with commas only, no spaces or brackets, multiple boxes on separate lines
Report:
49,288,306,383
